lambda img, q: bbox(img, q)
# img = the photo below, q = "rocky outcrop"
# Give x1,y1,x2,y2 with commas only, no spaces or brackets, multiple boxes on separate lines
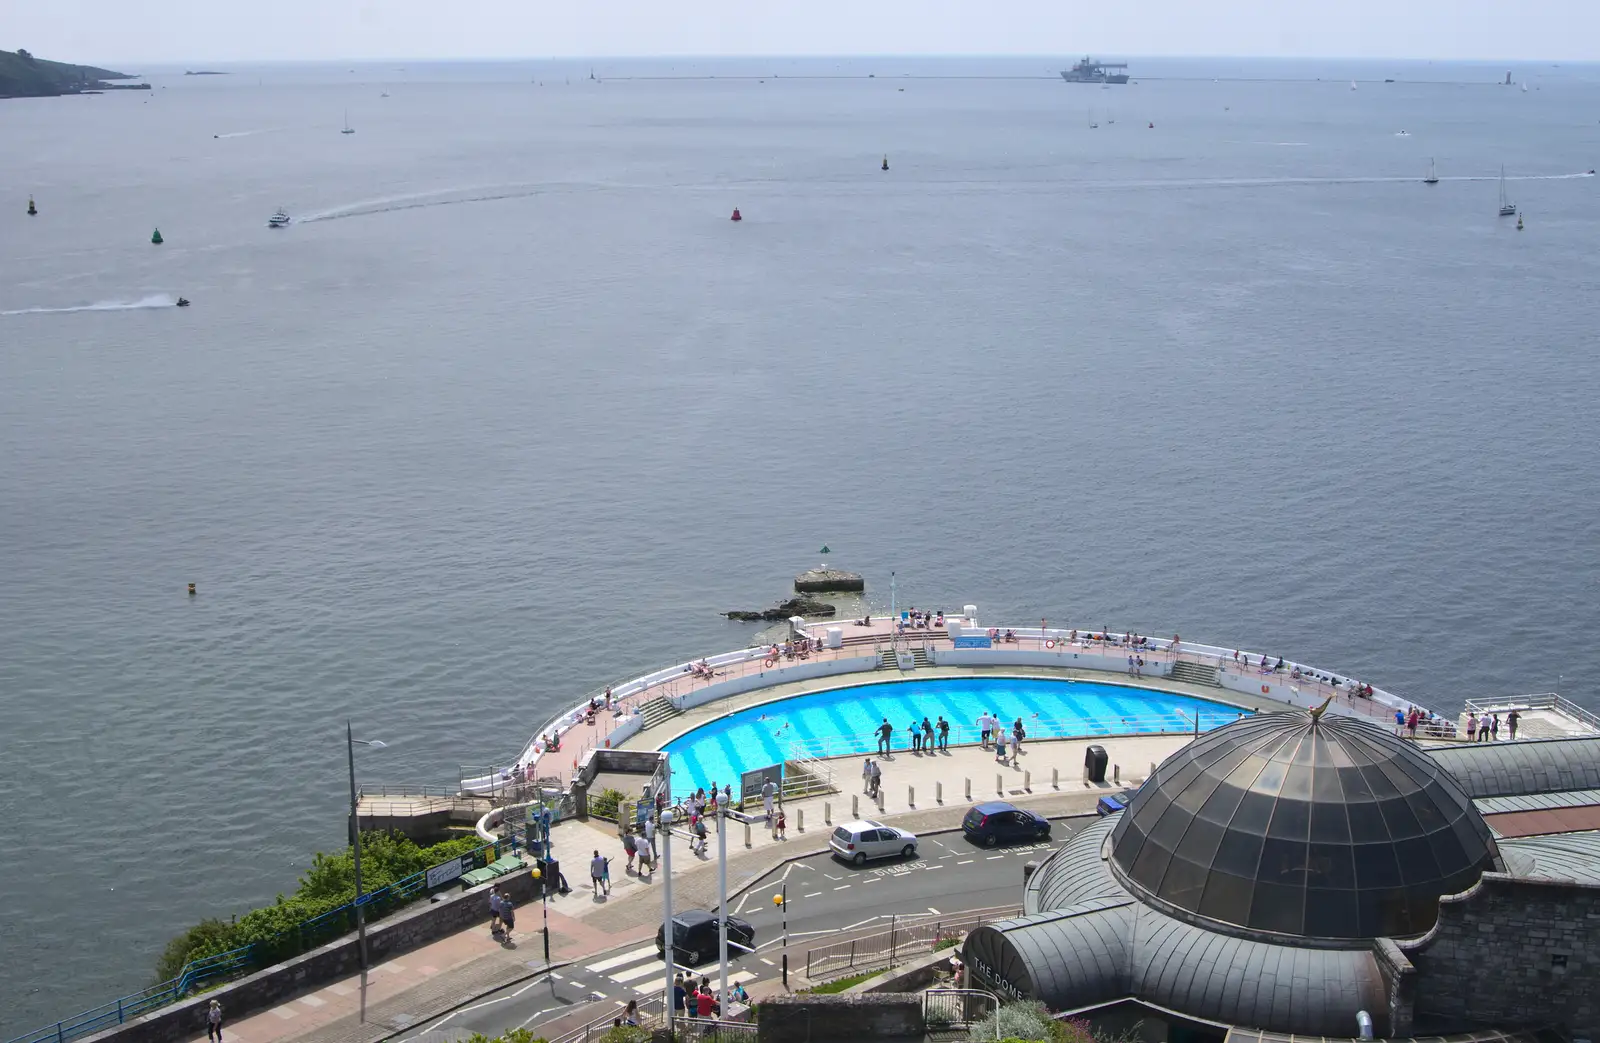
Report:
794,567,864,593
725,596,837,622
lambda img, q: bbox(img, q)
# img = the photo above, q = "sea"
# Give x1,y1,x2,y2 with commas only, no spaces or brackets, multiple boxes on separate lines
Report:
2,54,1598,1029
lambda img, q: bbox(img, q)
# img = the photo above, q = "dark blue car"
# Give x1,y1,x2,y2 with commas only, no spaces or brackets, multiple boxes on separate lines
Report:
1096,784,1143,817
961,801,1051,847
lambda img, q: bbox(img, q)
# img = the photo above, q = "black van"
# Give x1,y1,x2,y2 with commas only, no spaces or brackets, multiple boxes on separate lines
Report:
656,909,756,965
961,801,1052,847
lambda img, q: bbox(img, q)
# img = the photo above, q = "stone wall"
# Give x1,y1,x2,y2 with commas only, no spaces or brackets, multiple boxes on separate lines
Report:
756,994,923,1043
1371,937,1416,1037
1403,872,1597,1035
81,870,537,1043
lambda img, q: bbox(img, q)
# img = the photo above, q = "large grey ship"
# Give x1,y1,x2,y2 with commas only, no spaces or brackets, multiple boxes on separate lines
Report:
1060,57,1129,84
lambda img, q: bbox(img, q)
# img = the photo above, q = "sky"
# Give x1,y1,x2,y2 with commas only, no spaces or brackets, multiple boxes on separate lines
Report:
7,0,1600,66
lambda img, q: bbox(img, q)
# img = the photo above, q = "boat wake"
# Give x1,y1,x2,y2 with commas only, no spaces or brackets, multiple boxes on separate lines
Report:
213,128,280,139
296,182,599,224
0,294,178,317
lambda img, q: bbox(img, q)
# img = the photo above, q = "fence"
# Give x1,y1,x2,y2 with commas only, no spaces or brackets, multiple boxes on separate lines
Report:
548,995,664,1043
803,906,1021,982
674,1017,758,1043
1463,692,1600,733
925,989,1000,1035
7,836,513,1043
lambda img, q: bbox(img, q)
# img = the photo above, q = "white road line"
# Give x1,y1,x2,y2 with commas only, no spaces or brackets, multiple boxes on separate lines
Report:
926,865,944,870
511,978,549,998
864,877,881,884
927,907,941,914
587,945,661,973
986,855,1005,860
957,859,975,865
760,957,776,966
824,873,841,880
610,960,673,983
802,891,822,899
780,864,797,882
457,996,510,1014
550,972,565,980
569,981,586,990
834,884,851,890
733,892,751,914
517,1006,564,1029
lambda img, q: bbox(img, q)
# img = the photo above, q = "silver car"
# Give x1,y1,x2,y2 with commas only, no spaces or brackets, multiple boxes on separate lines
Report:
829,819,918,865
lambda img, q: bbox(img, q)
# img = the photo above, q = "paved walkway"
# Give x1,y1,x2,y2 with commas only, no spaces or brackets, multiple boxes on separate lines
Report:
196,735,1162,1043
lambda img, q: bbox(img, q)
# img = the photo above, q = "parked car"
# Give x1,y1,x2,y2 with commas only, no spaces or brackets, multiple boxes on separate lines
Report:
656,909,756,965
1096,784,1144,817
829,820,919,865
961,801,1052,847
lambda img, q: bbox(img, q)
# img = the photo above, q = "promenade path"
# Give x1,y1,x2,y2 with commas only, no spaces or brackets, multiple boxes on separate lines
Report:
184,732,1188,1043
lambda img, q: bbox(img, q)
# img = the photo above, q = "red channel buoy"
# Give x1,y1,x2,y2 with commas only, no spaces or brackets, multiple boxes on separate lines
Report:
730,208,743,221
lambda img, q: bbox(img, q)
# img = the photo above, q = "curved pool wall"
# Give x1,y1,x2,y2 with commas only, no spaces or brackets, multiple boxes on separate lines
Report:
659,676,1248,797
463,614,1413,794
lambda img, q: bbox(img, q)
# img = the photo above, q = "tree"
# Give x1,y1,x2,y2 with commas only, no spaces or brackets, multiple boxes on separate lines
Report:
17,49,35,61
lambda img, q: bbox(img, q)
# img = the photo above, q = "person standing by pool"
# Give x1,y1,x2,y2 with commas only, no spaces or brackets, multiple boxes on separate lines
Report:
876,718,893,755
1508,708,1520,740
994,730,1008,763
761,778,776,823
909,719,922,753
863,757,875,792
937,716,949,750
1013,718,1026,757
922,717,935,752
978,713,991,748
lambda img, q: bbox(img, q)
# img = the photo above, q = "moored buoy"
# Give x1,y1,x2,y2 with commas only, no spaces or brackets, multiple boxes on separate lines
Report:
1517,214,1524,230
730,207,743,222
187,583,196,595
27,195,37,216
882,155,889,171
151,228,164,244
1148,121,1154,128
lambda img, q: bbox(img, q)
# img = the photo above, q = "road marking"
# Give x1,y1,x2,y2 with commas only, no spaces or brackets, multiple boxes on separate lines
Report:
569,981,586,990
802,891,822,899
834,884,851,890
511,978,547,998
610,960,673,983
864,877,881,884
457,996,510,1014
550,972,565,980
986,855,1005,860
733,892,751,914
925,865,944,870
760,957,776,966
587,945,661,973
927,907,941,914
824,873,841,880
517,1006,564,1029
957,859,975,865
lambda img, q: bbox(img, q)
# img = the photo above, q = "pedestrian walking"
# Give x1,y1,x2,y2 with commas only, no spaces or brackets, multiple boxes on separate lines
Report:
1013,718,1026,756
937,716,949,750
862,757,873,793
773,808,787,840
488,885,503,934
693,814,709,855
876,718,893,754
591,849,607,896
761,778,776,823
994,732,1008,762
206,1001,223,1043
869,759,882,798
601,856,611,894
1508,708,1521,741
499,895,515,939
645,814,658,856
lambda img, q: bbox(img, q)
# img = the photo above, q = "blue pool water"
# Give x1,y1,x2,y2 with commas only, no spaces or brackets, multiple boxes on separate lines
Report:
660,676,1246,795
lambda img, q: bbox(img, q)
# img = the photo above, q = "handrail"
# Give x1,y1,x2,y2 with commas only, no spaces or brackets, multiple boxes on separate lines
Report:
8,836,513,1043
1462,692,1600,732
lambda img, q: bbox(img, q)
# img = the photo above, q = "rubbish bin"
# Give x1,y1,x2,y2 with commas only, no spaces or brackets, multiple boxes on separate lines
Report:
1085,745,1108,784
539,858,562,897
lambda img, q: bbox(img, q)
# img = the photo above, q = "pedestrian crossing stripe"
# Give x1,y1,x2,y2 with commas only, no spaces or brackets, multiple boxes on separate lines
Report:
585,945,660,973
630,970,756,996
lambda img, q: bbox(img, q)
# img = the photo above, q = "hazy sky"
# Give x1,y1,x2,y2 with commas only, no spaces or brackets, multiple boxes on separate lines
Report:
9,0,1599,66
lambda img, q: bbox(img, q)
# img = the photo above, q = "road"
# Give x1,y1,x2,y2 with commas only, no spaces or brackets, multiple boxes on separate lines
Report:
396,818,1089,1041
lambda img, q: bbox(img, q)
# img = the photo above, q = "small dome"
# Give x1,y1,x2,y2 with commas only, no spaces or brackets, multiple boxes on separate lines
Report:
1109,708,1499,940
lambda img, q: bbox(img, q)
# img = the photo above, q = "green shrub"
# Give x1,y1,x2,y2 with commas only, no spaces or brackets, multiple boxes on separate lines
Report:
588,788,627,821
801,970,879,994
596,1027,650,1043
975,999,1056,1042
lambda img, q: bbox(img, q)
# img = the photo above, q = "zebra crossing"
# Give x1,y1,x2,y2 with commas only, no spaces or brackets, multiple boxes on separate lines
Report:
574,943,761,999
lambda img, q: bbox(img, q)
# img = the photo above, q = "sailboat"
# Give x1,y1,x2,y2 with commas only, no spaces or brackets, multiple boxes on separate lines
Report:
341,110,355,135
1423,158,1439,185
1350,80,1358,91
1088,109,1098,129
1498,166,1516,216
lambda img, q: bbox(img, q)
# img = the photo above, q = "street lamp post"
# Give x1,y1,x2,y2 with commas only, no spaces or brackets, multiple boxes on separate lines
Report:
346,722,387,986
717,802,729,1007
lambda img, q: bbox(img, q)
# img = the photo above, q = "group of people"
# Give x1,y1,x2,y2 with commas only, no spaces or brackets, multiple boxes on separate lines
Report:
987,628,1021,643
1465,709,1519,742
764,639,816,664
872,715,952,755
861,757,883,796
687,659,717,679
1397,705,1459,739
488,884,517,939
673,972,748,1019
899,607,944,630
978,712,1028,765
1069,629,1160,650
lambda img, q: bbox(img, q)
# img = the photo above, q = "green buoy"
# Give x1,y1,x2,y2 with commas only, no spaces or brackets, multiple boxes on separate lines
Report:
151,228,164,244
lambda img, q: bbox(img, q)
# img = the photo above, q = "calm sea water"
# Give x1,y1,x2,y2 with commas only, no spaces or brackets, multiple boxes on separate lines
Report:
3,54,1598,1028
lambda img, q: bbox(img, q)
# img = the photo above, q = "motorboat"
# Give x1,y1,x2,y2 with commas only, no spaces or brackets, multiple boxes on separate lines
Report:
176,298,191,307
268,209,290,228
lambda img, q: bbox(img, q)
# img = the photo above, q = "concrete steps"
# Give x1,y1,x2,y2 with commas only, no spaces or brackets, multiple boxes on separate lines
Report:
911,647,932,669
637,695,682,729
1169,660,1222,687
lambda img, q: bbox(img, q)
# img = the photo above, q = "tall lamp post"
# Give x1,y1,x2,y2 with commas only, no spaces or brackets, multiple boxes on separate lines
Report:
346,722,387,987
661,808,676,1030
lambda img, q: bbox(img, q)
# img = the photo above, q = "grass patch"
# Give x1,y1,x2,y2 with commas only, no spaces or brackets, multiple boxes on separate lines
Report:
802,969,882,994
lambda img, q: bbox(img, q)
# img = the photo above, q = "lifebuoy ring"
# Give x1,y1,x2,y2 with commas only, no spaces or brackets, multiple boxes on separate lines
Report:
764,657,777,668
1045,639,1056,649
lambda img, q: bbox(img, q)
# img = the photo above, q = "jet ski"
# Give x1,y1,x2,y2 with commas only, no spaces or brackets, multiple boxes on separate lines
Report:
176,298,191,307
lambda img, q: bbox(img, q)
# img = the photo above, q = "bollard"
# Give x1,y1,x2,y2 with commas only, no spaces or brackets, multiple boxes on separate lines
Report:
852,795,859,818
1114,764,1121,784
877,790,885,810
1052,767,1059,790
936,781,943,805
1024,770,1031,792
1150,761,1157,779
997,773,1004,795
965,778,972,801
908,785,915,808
744,821,752,848
797,808,804,833
825,801,832,825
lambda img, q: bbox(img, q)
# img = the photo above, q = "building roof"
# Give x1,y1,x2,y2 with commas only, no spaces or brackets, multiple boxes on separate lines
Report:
1427,735,1600,798
1108,709,1498,940
1498,830,1600,884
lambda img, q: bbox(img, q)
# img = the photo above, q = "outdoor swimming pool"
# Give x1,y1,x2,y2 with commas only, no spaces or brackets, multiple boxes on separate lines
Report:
660,676,1246,795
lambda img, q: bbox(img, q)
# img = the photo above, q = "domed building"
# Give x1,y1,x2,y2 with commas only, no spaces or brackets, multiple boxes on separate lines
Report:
963,707,1600,1040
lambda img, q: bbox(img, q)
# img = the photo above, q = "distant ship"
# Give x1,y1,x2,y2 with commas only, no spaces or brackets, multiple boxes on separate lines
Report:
1060,58,1129,84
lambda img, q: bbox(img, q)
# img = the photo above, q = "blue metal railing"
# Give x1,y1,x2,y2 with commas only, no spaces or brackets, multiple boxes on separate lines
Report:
7,838,508,1043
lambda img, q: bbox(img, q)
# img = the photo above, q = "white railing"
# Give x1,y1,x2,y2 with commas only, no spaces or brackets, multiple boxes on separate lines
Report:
1463,692,1600,733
